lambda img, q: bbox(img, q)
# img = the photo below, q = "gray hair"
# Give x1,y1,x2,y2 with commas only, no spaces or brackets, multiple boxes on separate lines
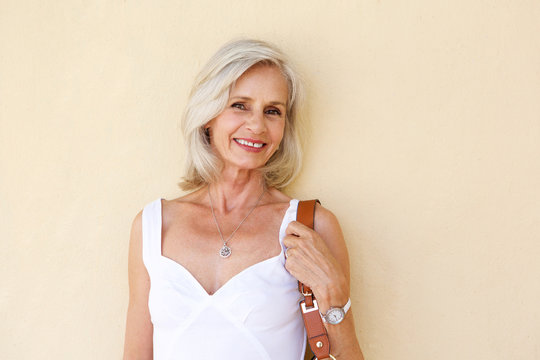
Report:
179,39,304,191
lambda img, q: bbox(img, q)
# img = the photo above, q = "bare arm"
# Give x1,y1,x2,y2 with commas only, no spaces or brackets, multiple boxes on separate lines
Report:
123,210,153,360
284,204,364,360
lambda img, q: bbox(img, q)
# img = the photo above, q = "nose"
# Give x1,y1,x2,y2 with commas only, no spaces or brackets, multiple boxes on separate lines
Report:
245,110,266,134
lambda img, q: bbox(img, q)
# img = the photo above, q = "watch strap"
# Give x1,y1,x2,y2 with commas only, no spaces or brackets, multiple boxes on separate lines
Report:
343,297,351,313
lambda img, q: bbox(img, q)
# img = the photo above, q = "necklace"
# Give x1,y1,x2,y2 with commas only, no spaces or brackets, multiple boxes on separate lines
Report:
208,186,267,258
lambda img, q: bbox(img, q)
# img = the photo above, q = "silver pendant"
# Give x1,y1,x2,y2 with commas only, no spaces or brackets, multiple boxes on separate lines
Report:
219,244,231,258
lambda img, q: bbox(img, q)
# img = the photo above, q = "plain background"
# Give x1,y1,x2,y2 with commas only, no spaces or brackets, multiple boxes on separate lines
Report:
1,1,539,359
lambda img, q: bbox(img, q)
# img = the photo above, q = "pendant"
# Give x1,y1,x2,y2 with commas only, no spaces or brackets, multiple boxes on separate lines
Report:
219,244,232,258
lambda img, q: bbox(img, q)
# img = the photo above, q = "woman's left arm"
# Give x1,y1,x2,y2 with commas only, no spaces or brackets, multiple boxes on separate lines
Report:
283,203,364,360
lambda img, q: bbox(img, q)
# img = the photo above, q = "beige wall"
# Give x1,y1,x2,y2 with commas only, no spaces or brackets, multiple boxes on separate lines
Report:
2,1,539,359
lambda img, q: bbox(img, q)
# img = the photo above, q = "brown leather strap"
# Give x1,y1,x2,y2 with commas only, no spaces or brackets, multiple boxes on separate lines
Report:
297,199,317,229
297,200,330,360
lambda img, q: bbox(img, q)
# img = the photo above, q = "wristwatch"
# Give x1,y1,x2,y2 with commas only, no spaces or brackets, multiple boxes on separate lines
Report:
320,298,351,325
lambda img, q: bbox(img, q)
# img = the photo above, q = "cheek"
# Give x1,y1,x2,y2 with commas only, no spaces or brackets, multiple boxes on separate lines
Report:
270,121,286,144
211,116,240,140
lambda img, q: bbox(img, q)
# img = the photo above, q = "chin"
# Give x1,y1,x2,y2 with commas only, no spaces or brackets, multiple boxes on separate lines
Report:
227,159,267,171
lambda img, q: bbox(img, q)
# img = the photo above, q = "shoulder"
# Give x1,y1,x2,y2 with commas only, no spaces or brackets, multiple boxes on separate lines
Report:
257,188,293,218
130,209,144,243
312,203,345,250
164,189,205,209
313,202,350,276
127,209,147,280
162,189,207,219
313,202,341,233
267,187,292,201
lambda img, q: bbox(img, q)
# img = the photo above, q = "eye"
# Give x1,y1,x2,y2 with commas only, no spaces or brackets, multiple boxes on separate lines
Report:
231,103,246,110
265,108,282,116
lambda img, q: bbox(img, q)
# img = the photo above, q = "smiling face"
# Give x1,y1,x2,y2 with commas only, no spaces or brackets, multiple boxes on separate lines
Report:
206,64,289,174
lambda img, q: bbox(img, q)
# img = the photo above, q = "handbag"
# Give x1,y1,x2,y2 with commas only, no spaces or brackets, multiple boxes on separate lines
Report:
297,200,336,360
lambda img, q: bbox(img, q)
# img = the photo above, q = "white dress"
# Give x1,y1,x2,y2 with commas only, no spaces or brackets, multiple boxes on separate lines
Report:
142,198,306,360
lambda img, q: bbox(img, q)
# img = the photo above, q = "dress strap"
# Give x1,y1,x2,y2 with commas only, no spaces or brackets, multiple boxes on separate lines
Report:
141,198,163,270
278,199,300,251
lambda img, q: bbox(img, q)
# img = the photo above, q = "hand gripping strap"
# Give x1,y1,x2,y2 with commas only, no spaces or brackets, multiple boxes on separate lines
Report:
297,200,331,359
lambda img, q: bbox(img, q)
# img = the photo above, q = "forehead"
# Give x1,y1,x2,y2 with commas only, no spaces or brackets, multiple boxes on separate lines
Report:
230,65,288,103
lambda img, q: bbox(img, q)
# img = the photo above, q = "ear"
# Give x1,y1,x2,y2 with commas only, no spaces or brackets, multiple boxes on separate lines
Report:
203,126,211,143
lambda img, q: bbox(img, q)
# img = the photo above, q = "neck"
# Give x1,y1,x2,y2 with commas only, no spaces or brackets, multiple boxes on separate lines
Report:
208,168,266,213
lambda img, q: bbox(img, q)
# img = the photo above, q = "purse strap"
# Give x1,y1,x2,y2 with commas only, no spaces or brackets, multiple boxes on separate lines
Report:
297,200,331,359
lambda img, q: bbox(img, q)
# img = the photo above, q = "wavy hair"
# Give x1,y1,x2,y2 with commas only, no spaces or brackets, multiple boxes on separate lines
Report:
179,39,304,191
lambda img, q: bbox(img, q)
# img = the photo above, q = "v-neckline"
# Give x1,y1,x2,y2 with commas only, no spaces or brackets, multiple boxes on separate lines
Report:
157,198,296,297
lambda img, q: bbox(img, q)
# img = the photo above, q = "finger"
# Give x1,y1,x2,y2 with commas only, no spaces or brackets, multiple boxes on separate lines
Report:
284,247,292,259
287,226,320,251
285,221,313,237
282,234,301,248
283,232,316,250
284,249,322,286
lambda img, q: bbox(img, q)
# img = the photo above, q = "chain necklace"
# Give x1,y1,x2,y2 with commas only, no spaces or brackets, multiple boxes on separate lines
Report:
208,186,267,258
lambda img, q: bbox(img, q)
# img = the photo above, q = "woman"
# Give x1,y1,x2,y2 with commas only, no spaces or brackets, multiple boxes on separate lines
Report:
123,39,364,360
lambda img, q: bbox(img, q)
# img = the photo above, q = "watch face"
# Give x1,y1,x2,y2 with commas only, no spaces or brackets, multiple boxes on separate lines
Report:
326,308,345,325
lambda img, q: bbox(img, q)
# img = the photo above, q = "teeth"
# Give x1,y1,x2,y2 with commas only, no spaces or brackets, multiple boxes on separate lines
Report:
236,139,264,148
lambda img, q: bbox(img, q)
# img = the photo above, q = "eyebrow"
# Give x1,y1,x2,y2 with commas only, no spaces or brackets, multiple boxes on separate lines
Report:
230,96,286,107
